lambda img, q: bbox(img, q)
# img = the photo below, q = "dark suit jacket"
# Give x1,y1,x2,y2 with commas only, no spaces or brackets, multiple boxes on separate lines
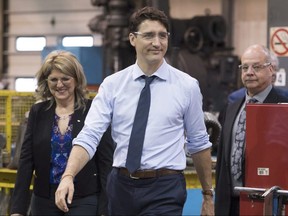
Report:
215,87,288,215
10,100,114,215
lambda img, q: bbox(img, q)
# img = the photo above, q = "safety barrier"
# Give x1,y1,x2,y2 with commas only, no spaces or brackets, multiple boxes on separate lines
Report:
235,186,288,215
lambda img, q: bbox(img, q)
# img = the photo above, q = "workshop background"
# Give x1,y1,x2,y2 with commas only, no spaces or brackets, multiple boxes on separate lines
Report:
0,0,288,215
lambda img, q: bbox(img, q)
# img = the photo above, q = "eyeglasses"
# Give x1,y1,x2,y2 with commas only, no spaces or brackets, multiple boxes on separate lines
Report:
47,76,73,85
133,31,170,41
239,62,271,73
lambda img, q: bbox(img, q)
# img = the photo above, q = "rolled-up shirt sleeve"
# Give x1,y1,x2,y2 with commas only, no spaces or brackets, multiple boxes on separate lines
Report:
72,80,112,159
184,79,212,154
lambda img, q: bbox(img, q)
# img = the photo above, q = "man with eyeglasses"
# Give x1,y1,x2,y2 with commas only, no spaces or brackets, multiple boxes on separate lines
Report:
215,44,288,215
227,50,288,104
55,6,214,216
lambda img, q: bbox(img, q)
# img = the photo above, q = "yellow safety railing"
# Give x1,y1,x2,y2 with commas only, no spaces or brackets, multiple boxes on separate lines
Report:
0,90,97,155
0,91,36,154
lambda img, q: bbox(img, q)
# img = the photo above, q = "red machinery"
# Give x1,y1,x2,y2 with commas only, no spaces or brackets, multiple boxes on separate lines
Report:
236,104,288,215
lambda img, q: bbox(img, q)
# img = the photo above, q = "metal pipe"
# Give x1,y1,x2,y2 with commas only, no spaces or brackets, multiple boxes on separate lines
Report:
262,186,281,197
235,186,288,197
277,190,288,196
234,186,266,193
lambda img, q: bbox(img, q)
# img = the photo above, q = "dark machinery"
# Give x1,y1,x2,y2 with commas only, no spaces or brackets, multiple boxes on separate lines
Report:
88,0,136,78
167,14,239,112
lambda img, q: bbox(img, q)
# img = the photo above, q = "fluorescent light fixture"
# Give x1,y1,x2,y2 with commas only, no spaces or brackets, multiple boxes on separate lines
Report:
16,37,46,51
15,78,37,92
62,36,93,47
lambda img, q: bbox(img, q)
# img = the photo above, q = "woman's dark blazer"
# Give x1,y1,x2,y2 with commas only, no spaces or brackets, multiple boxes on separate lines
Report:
215,87,288,215
10,99,114,215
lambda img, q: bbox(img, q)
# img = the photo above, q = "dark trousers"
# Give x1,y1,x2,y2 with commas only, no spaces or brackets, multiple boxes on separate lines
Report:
30,185,98,216
107,168,187,216
230,196,240,216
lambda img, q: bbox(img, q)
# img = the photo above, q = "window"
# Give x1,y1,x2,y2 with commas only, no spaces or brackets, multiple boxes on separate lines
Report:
16,37,46,51
62,36,93,47
15,78,37,92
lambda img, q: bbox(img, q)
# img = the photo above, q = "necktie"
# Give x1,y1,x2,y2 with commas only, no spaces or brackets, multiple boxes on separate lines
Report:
231,98,258,180
125,75,155,173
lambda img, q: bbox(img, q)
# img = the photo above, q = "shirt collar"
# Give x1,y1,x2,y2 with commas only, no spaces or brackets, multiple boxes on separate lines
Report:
245,84,272,103
132,59,169,81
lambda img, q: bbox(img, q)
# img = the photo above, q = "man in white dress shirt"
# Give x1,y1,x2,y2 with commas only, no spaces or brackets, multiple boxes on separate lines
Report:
55,6,214,216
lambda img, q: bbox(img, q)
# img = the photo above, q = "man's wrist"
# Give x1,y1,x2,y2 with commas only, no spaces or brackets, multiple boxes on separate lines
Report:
201,188,214,196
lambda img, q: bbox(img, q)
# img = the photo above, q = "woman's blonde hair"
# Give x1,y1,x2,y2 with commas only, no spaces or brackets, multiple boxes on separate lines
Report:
35,50,89,110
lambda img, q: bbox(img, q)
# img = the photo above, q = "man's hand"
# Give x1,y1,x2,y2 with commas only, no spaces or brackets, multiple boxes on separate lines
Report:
55,175,75,212
201,195,214,216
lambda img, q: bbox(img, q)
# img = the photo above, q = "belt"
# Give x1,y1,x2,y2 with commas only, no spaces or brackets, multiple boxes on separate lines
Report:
117,168,183,179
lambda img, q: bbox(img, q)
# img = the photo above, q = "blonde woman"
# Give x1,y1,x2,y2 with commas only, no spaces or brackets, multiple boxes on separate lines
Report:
10,50,114,216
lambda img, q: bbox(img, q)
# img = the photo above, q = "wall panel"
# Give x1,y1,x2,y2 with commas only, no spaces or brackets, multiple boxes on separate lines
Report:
4,0,270,88
233,0,267,56
6,0,102,84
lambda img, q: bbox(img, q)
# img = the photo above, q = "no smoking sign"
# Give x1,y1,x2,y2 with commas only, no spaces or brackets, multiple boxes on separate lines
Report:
270,27,288,56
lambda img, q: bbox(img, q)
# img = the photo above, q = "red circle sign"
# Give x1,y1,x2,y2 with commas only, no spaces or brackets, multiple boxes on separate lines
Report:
270,28,288,56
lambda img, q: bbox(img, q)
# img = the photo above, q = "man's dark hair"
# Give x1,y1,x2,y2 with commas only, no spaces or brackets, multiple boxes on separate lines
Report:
129,6,169,33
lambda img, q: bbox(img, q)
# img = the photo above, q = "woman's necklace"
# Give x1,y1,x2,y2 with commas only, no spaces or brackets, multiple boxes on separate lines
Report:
56,108,73,121
58,115,70,121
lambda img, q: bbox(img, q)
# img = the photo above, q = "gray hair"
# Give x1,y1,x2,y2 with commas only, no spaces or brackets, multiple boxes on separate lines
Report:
270,50,279,71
